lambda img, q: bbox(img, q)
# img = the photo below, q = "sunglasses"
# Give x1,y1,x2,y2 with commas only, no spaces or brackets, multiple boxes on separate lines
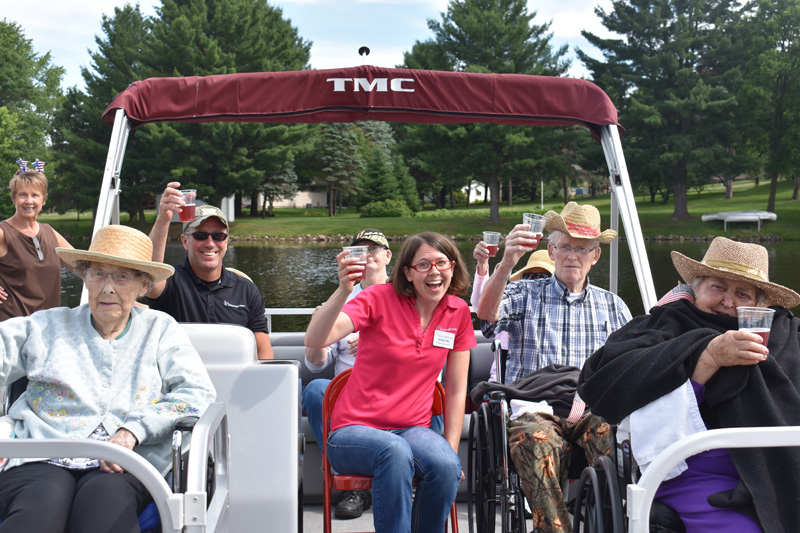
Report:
186,231,229,242
32,236,44,262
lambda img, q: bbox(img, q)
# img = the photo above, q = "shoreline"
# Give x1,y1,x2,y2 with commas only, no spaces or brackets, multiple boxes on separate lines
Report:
225,233,786,244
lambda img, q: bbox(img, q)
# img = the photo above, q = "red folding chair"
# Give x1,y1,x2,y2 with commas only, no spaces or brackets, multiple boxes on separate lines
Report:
321,368,458,533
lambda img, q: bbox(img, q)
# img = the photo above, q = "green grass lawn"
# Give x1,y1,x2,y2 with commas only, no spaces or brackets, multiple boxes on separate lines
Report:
40,178,800,242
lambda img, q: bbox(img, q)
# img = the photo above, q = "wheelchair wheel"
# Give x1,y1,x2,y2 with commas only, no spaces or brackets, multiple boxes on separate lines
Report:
572,455,624,533
468,404,498,533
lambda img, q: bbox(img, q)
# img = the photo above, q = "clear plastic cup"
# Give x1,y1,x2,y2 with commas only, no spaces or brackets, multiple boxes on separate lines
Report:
737,306,775,345
522,213,547,249
483,231,502,257
342,246,369,282
179,189,197,222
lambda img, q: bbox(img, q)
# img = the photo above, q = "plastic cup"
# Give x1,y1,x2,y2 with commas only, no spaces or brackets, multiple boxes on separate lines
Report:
737,306,775,345
342,245,369,281
179,189,197,222
522,213,547,249
483,231,501,257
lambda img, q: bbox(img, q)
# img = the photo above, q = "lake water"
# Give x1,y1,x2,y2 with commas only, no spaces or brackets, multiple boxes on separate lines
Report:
60,240,800,331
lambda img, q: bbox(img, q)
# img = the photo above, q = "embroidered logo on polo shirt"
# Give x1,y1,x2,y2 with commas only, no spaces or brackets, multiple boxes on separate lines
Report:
223,301,247,309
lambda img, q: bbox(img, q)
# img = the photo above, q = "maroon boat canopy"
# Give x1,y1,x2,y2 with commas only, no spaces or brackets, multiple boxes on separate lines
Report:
103,65,622,138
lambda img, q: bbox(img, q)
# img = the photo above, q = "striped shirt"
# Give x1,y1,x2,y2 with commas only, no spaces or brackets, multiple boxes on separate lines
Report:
482,276,631,384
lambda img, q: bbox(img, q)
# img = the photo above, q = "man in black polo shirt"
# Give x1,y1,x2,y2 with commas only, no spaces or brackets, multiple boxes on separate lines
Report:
147,182,273,359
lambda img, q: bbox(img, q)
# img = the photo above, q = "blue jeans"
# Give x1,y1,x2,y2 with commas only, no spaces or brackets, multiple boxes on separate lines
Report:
303,378,445,446
302,378,331,447
326,424,461,533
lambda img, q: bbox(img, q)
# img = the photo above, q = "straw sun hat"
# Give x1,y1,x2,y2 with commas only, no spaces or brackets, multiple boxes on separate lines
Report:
510,250,555,282
671,236,800,308
544,202,617,243
57,225,175,283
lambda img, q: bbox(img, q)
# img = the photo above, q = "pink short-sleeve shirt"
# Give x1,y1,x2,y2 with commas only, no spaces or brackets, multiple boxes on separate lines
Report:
330,283,476,432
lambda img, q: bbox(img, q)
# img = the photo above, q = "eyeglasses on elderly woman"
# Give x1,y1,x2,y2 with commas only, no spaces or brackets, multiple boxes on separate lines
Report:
83,267,143,287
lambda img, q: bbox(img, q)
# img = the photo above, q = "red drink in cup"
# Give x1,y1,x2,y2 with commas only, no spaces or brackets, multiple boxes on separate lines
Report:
483,231,502,257
737,306,775,348
746,328,771,344
342,246,369,282
180,203,196,222
179,189,197,223
522,213,546,249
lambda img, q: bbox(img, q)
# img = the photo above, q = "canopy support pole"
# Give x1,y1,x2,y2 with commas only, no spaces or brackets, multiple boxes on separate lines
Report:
84,108,131,305
600,125,657,311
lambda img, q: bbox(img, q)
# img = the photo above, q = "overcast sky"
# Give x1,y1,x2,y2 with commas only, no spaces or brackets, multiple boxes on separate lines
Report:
2,0,614,90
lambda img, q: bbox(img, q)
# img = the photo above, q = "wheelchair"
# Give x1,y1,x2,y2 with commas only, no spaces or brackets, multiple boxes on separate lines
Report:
0,377,228,533
465,347,685,533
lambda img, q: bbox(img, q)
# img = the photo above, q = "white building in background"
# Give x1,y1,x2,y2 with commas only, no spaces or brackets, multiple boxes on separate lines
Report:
465,182,489,204
257,190,328,209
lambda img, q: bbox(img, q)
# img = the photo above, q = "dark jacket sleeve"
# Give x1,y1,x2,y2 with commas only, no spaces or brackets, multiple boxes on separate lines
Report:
577,301,728,424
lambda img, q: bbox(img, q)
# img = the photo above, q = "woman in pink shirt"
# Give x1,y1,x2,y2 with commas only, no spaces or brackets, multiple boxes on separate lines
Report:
306,232,476,533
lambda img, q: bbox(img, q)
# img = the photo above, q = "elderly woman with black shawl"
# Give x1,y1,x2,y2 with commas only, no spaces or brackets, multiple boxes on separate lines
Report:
578,237,800,533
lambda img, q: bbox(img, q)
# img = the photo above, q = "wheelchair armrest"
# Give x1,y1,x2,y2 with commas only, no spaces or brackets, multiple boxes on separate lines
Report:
174,416,200,432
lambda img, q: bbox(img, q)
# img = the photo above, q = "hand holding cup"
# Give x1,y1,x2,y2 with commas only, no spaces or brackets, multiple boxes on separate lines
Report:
483,231,502,258
341,246,369,283
737,306,775,345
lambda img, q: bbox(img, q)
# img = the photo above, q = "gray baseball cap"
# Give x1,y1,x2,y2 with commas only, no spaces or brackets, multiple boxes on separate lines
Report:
182,205,229,232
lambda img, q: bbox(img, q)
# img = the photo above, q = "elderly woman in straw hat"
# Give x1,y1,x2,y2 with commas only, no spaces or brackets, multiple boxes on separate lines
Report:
476,202,631,533
0,225,215,533
580,237,800,532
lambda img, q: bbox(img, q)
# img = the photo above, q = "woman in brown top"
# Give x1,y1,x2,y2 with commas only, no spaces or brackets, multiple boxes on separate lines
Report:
0,161,73,321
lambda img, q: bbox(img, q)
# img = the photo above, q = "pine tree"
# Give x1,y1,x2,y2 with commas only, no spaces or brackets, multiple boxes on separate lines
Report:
579,0,742,219
136,0,311,206
403,0,570,221
50,5,152,223
317,123,365,217
0,21,64,178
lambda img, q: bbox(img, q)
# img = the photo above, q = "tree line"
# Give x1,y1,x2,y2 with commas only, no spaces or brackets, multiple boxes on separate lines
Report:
2,0,799,223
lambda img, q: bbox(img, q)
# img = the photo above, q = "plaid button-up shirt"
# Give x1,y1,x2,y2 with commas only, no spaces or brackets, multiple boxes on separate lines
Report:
482,275,631,384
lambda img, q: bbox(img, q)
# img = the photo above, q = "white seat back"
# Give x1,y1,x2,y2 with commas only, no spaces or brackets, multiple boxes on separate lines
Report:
183,323,300,532
181,323,256,365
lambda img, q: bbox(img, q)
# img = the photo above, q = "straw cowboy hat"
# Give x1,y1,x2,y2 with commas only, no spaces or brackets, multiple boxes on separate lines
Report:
671,237,800,308
510,250,555,282
544,202,617,243
57,225,175,283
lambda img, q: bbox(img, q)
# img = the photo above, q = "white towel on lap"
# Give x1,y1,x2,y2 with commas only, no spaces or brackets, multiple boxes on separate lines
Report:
509,399,554,420
625,379,706,481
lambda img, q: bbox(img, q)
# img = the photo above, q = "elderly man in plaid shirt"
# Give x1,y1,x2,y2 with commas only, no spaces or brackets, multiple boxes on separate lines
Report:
476,202,631,533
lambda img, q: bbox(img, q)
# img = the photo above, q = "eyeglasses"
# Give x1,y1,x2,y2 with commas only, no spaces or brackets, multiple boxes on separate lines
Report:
409,260,455,273
551,244,596,257
84,268,141,287
186,231,229,242
366,245,386,255
31,236,44,262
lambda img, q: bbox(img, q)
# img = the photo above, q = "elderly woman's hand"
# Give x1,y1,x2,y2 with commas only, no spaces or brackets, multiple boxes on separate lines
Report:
99,428,139,473
693,330,769,384
473,242,490,276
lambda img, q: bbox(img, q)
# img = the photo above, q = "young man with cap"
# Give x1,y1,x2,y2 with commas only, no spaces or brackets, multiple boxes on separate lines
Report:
303,228,391,519
580,237,800,533
147,182,273,360
476,202,631,533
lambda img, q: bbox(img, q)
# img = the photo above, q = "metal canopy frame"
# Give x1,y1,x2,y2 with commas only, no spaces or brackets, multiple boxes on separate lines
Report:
95,69,657,312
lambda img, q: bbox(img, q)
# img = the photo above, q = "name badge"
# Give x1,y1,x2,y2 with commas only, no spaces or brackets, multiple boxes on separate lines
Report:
433,329,456,349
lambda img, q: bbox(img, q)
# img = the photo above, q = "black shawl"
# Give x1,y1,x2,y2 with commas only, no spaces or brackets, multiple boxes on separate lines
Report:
470,364,579,419
578,299,800,532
